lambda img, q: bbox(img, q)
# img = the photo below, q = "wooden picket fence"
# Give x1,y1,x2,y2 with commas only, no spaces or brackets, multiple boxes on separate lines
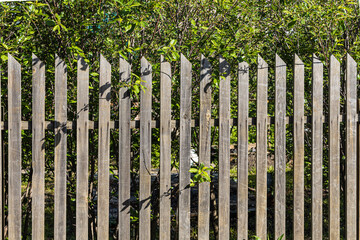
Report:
1,52,359,239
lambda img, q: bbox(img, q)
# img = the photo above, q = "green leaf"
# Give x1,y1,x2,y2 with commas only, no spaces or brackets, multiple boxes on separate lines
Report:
45,20,56,26
169,39,176,46
133,84,140,94
1,55,7,62
53,25,60,33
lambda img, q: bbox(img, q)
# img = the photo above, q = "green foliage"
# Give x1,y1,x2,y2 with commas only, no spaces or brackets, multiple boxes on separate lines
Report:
1,0,360,238
254,233,284,240
189,162,213,187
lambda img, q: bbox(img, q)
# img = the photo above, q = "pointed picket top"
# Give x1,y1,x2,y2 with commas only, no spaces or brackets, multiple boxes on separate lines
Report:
238,61,249,75
258,55,268,69
239,61,249,67
55,54,67,72
346,53,357,79
276,54,286,67
219,54,225,62
120,55,130,68
294,54,303,65
32,53,40,62
219,54,227,64
120,55,130,66
141,56,151,66
201,54,211,68
160,55,164,62
219,55,230,77
181,53,191,67
330,55,340,69
100,54,110,67
313,54,323,66
201,54,207,64
200,55,211,96
201,54,211,69
120,56,130,84
32,54,44,71
141,56,152,78
55,53,61,62
99,54,111,101
141,56,152,74
347,53,356,66
100,54,111,73
8,53,21,68
77,56,88,72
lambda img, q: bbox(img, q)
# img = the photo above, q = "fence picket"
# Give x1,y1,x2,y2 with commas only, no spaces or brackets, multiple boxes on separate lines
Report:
160,56,172,240
119,56,131,240
275,54,286,239
97,54,111,239
139,57,152,240
54,55,67,240
179,54,192,240
0,68,2,240
312,54,323,240
76,57,89,239
329,55,340,239
237,61,249,240
4,52,360,239
32,54,45,240
8,54,22,240
198,55,211,240
345,54,357,239
293,54,304,240
256,55,268,240
219,56,230,239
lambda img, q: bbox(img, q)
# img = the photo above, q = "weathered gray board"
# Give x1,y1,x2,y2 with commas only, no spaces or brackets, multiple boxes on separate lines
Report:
256,55,268,240
97,55,111,239
32,54,46,240
160,56,172,240
76,57,89,240
119,57,131,240
312,54,323,240
139,57,152,240
293,54,304,240
237,61,249,240
54,55,67,240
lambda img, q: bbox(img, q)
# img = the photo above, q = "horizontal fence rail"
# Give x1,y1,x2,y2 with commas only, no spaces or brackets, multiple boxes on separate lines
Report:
0,53,359,239
0,114,356,130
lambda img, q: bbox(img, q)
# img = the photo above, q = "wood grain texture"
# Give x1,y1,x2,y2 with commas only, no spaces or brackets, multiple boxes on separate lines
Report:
160,56,172,240
0,68,2,240
54,55,67,240
311,54,323,240
8,54,22,240
329,55,340,240
179,54,192,240
139,57,152,240
237,61,249,240
119,56,131,240
345,54,357,240
32,54,45,240
293,54,304,240
198,55,211,240
275,54,286,239
1,113,355,131
256,55,268,240
97,54,111,239
218,56,230,240
76,57,89,240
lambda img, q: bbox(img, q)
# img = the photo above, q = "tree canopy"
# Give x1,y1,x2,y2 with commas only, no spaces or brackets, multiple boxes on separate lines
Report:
1,0,360,238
